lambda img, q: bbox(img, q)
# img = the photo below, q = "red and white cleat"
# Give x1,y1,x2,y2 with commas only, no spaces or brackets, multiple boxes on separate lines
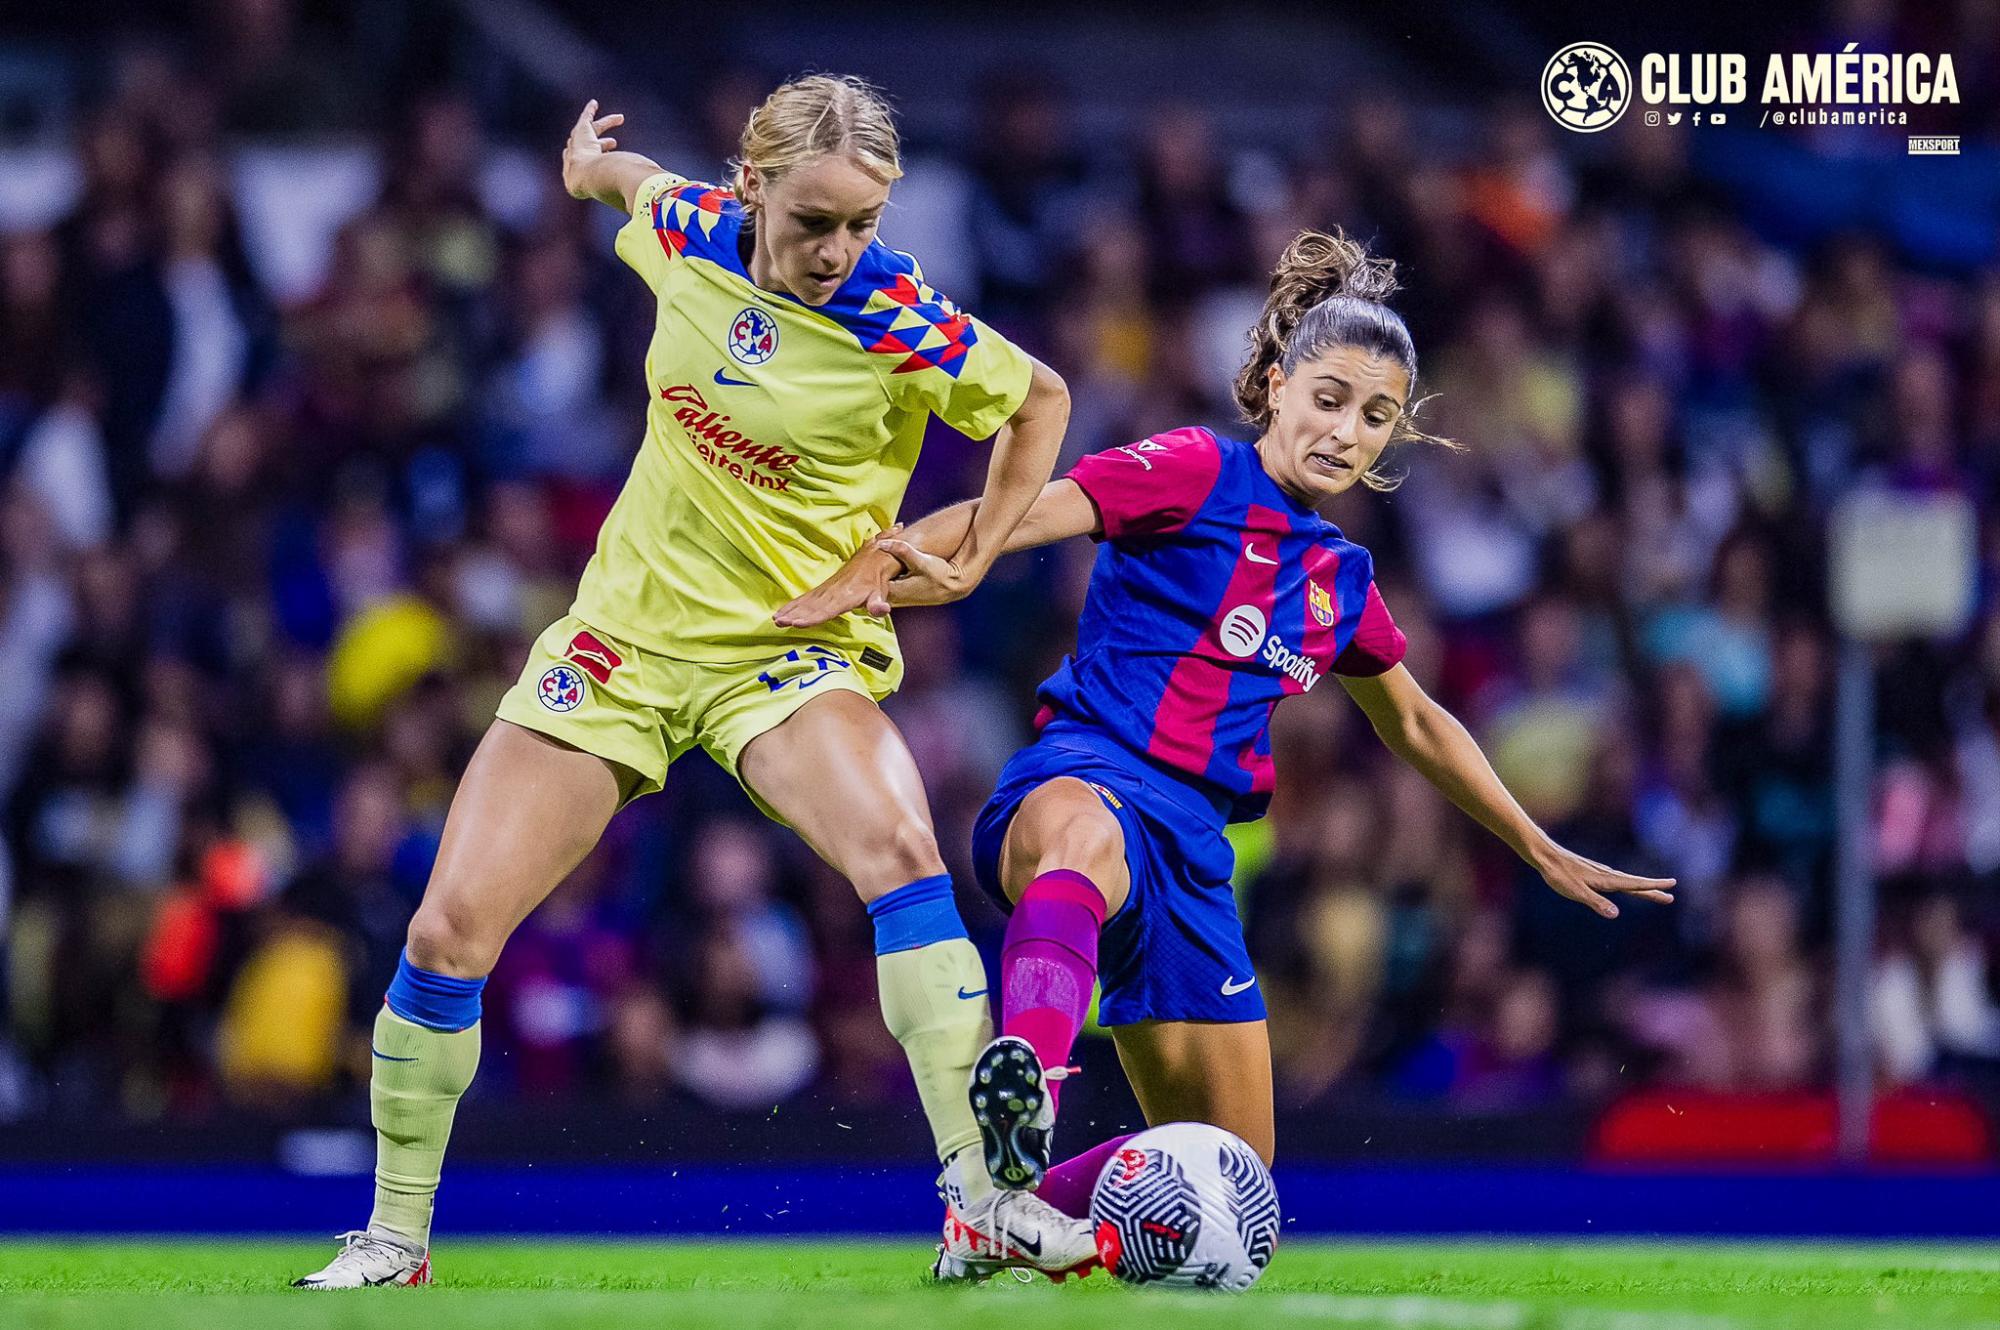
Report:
292,1230,432,1289
932,1190,1100,1284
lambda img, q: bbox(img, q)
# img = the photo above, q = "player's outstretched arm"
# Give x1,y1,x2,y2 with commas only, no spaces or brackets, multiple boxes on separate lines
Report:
1339,664,1675,919
562,100,663,212
772,478,1099,627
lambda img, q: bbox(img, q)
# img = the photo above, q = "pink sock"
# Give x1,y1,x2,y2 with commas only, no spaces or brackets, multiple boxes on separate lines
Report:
1038,1132,1138,1217
1001,869,1107,1113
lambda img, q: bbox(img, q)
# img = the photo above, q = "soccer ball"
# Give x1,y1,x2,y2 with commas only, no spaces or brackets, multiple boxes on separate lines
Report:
1088,1121,1280,1291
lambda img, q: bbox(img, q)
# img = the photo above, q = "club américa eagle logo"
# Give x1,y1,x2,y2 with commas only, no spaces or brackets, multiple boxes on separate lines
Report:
728,307,779,365
537,664,586,712
1542,42,1631,132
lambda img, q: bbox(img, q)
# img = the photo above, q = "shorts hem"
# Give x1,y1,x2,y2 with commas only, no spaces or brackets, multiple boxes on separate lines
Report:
703,669,888,776
1096,1001,1269,1027
493,696,669,802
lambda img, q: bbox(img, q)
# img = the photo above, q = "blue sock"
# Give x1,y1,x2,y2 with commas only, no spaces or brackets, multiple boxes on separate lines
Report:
867,874,968,955
384,950,486,1032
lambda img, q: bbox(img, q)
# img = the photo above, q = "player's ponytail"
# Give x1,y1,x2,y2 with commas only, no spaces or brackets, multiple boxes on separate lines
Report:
733,74,904,213
1234,228,1455,490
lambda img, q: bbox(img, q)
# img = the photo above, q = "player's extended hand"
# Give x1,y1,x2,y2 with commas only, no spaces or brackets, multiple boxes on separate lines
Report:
774,527,904,627
869,536,981,608
1533,843,1675,920
562,100,625,201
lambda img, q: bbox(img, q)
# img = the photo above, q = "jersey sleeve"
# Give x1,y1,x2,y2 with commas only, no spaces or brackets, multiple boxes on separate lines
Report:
612,170,700,293
1067,427,1225,541
1333,581,1408,677
876,251,1034,440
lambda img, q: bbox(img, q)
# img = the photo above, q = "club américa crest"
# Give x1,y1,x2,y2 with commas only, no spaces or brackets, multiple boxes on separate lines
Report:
1542,42,1631,132
538,664,586,712
729,307,779,365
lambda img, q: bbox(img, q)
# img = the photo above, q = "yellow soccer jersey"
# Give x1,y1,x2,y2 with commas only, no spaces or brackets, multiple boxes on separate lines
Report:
569,171,1033,688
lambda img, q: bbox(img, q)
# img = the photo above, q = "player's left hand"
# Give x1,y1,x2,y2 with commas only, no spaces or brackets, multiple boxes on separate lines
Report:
562,100,626,201
1533,844,1675,920
774,527,903,626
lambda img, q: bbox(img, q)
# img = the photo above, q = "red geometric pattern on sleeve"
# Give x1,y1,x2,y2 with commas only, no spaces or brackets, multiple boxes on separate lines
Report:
650,182,733,263
865,273,977,376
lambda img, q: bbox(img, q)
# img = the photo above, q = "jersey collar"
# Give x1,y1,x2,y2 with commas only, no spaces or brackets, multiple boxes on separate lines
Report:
1229,433,1339,533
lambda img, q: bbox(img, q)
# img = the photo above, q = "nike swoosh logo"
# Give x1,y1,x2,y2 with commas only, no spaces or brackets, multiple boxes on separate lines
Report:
1012,1232,1042,1257
1220,976,1257,996
1244,545,1279,565
372,1047,419,1062
713,368,754,386
957,987,989,1000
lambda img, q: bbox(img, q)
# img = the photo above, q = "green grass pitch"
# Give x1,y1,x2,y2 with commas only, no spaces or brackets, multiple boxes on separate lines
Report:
3,1239,1997,1329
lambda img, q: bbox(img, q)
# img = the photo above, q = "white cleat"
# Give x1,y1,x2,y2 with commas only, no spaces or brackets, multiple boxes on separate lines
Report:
291,1229,431,1289
934,1189,1100,1283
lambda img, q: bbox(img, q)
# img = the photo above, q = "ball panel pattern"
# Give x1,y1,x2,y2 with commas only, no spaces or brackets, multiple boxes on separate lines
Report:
1089,1144,1202,1283
1089,1122,1282,1292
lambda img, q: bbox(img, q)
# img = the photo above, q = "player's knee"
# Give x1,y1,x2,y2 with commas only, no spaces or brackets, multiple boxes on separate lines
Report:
1020,781,1123,880
1046,814,1123,879
405,900,502,978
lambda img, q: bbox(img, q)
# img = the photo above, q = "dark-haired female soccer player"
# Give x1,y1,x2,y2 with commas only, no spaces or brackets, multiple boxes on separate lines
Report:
782,228,1674,1273
296,75,1100,1288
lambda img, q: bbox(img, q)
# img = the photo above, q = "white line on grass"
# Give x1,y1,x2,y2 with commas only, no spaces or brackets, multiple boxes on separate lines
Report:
1555,1313,1744,1330
1268,1295,1529,1328
1261,1296,1756,1330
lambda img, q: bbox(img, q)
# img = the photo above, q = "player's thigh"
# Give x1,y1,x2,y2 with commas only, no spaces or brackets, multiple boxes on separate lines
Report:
407,719,629,977
735,688,946,901
1112,1019,1276,1165
996,777,1132,913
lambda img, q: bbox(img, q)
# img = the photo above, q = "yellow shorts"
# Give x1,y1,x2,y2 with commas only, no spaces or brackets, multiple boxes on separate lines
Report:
494,614,890,811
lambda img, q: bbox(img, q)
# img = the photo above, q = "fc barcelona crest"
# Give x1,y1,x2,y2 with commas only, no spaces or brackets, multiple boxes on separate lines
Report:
1308,581,1336,628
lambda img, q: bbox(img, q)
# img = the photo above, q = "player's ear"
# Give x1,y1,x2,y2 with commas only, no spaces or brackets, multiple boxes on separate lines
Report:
739,164,764,211
1265,362,1288,413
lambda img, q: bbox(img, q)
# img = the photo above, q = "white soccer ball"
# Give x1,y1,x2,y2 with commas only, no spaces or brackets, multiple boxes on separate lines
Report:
1088,1121,1280,1291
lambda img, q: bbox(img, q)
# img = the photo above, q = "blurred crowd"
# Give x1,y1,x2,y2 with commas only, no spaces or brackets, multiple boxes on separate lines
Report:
3,1,2000,1130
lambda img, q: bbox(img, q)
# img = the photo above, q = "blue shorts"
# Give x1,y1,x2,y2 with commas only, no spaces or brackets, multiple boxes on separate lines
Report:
971,725,1265,1026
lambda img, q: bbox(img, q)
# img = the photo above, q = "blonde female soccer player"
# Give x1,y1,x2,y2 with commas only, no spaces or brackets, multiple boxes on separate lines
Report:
296,76,1096,1287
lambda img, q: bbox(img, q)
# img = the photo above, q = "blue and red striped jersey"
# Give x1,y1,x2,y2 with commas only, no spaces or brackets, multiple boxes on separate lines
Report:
1033,426,1407,823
